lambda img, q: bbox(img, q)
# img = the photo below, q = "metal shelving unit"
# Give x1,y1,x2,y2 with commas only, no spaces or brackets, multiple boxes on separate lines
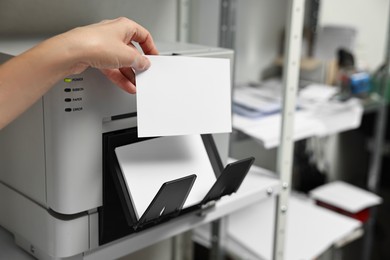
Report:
215,0,306,259
207,0,389,259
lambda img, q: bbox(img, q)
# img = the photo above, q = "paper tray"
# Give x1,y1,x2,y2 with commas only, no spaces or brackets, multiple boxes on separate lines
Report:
100,128,220,244
100,127,253,244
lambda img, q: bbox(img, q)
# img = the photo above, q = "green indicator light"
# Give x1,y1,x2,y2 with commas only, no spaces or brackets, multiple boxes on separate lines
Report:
64,78,72,83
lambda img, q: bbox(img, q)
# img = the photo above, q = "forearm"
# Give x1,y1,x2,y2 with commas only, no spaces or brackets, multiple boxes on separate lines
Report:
0,35,80,129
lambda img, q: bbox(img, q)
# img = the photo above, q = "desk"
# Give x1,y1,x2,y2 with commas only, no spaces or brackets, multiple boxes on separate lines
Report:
0,167,280,260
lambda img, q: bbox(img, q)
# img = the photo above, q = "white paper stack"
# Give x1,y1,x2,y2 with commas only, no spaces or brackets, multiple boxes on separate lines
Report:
310,181,382,213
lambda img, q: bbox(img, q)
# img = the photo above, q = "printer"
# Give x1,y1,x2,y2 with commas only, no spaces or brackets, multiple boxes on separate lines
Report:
0,40,236,259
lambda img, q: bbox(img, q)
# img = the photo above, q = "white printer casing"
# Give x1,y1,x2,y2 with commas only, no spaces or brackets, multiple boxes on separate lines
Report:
0,40,234,259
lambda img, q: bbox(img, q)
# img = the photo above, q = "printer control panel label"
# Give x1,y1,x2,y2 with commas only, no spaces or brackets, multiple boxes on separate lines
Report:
63,78,85,112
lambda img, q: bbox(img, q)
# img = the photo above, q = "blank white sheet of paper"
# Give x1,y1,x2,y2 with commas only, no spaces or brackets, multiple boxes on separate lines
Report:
115,135,216,219
136,55,232,137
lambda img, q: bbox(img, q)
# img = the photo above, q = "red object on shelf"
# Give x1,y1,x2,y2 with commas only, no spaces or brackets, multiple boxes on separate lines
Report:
316,200,371,223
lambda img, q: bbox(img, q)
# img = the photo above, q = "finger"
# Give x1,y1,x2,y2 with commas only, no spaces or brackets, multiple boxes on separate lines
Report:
100,68,137,94
137,33,159,55
120,18,159,55
119,67,135,85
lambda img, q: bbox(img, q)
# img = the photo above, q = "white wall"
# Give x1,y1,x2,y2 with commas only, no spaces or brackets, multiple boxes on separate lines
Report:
319,0,389,70
234,0,287,84
0,0,178,42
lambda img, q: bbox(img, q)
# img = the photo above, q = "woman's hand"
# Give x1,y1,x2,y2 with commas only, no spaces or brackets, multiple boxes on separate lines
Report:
59,17,159,93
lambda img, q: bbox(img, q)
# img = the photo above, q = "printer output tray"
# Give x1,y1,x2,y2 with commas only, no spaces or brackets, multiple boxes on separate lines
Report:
100,127,222,244
100,127,253,245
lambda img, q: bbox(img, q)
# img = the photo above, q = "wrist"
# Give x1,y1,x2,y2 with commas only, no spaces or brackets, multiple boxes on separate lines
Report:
38,31,89,77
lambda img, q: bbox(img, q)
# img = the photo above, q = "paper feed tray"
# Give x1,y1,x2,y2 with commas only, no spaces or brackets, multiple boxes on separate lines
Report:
100,127,254,244
115,134,217,221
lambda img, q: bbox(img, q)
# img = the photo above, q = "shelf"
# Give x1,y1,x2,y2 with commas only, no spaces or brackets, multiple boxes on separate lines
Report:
194,194,362,260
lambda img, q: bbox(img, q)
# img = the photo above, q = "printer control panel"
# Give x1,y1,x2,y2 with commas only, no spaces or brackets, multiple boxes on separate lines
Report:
63,77,85,113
